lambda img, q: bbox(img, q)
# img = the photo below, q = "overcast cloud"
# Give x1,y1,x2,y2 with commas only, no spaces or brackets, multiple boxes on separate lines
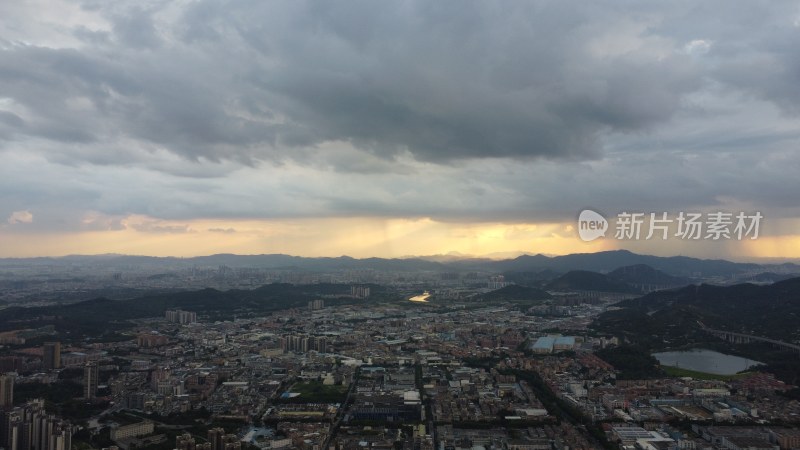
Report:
1,0,799,242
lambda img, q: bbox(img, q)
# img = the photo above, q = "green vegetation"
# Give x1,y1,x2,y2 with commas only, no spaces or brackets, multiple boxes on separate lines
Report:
282,381,347,404
477,285,552,304
104,411,149,426
0,283,370,339
58,399,111,421
500,269,559,288
608,264,690,289
15,380,82,405
611,278,800,342
546,270,636,293
592,277,800,384
72,427,114,450
778,387,800,401
758,354,800,386
463,356,505,369
660,365,752,381
595,346,664,379
122,407,212,425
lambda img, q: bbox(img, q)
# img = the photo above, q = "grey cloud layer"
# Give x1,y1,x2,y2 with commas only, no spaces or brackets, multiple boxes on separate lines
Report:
1,0,711,164
1,0,800,230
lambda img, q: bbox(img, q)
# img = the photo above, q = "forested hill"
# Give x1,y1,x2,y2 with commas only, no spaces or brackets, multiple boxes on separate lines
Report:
0,283,378,337
595,277,800,344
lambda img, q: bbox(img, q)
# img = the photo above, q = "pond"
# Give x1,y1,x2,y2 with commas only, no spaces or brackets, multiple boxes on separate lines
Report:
652,349,763,375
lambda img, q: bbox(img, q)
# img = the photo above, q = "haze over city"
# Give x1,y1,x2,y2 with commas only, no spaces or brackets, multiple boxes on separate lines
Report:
2,1,800,260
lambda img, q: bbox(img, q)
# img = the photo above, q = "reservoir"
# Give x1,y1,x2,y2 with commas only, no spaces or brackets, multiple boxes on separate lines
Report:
652,349,763,375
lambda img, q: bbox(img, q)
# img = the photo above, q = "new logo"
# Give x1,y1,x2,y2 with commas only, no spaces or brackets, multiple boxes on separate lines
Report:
577,209,608,242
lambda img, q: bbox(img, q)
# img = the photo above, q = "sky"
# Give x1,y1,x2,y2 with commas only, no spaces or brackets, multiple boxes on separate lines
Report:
1,0,800,260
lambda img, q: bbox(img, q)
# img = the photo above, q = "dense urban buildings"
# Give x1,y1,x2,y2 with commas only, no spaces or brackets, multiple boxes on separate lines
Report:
0,256,799,449
0,400,72,450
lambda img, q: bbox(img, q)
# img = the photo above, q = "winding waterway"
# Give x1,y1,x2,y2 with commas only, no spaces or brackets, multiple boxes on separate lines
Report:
409,291,431,302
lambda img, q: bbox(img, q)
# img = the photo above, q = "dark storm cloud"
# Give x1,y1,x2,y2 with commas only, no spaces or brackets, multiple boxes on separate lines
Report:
232,0,704,161
648,1,800,116
0,0,708,165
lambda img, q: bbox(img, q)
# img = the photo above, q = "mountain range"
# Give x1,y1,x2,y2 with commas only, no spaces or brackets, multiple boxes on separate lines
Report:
1,250,798,280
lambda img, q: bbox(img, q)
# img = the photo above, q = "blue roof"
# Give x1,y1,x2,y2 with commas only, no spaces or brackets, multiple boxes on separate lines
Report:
554,336,576,346
532,337,556,350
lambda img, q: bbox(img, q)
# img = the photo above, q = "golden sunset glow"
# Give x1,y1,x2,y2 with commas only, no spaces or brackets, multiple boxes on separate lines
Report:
1,1,799,262
2,215,794,260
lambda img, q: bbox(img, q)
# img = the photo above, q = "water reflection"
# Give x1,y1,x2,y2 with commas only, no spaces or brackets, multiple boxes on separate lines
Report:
409,291,431,302
652,349,763,375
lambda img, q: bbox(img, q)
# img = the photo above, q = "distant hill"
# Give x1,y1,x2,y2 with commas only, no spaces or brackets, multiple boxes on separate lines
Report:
500,269,560,287
480,250,771,277
736,272,798,284
608,264,693,292
546,270,636,293
593,276,800,384
0,253,446,272
479,285,552,303
595,277,800,344
1,250,798,280
0,283,377,337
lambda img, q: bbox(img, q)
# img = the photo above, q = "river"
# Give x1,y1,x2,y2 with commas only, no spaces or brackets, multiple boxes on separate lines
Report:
409,291,431,302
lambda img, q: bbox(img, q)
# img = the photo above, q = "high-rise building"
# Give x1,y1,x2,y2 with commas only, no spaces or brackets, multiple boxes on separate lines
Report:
280,334,328,353
84,363,99,400
176,433,196,450
42,343,61,370
221,434,240,450
2,407,24,450
0,357,23,373
290,335,309,353
0,399,71,450
312,336,327,353
308,299,324,310
0,374,14,407
351,285,371,298
177,433,210,450
487,275,511,290
165,310,197,324
150,367,171,391
207,427,224,450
